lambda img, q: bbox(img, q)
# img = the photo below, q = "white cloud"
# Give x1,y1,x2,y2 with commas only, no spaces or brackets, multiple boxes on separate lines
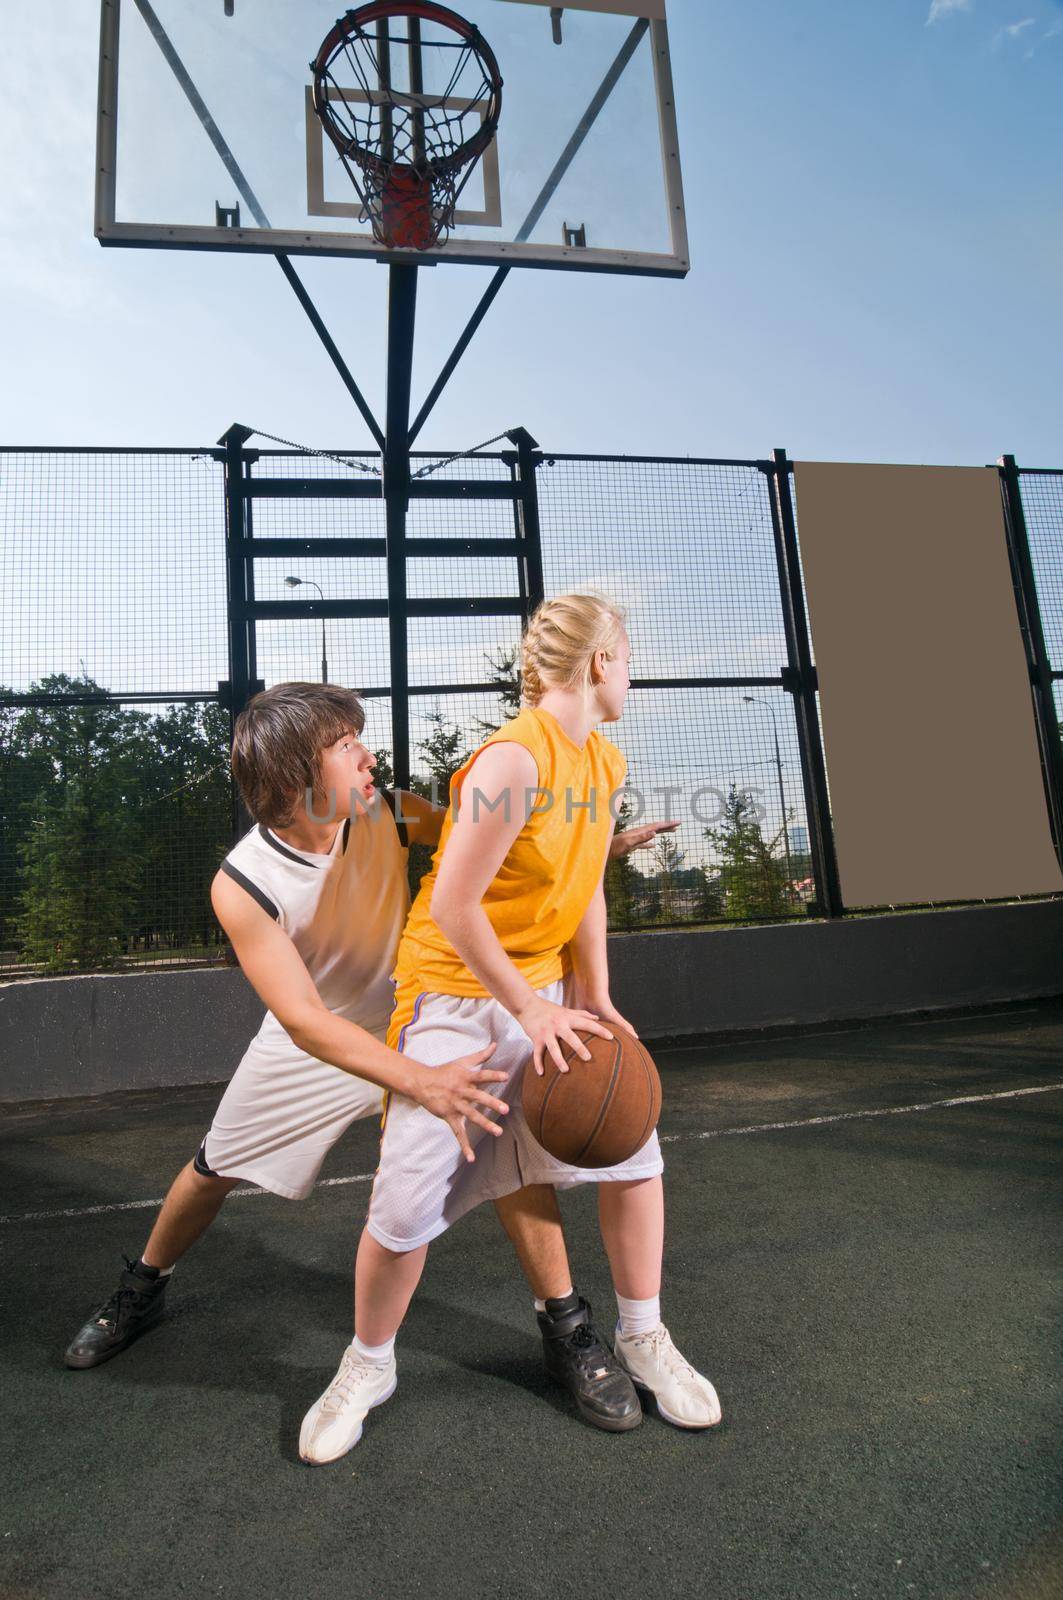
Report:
992,15,1040,51
926,0,973,23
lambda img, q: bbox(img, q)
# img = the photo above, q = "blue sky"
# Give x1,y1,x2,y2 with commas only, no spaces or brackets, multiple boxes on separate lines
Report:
1,0,1059,464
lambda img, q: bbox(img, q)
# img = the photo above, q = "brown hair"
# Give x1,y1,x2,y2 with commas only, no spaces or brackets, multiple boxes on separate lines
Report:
520,593,627,706
230,682,366,827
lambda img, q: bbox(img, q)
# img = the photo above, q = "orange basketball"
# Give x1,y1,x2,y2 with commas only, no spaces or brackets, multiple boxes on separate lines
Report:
521,1025,662,1169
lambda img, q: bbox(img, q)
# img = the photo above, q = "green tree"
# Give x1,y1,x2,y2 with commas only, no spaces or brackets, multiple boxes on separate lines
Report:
650,832,687,923
415,708,470,803
703,782,792,921
604,794,643,930
128,701,234,958
693,862,725,922
18,777,138,972
9,679,238,973
396,710,474,897
473,645,522,739
371,747,395,790
15,675,142,971
0,695,53,957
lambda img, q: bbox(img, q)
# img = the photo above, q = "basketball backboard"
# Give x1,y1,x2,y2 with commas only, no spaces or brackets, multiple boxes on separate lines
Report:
95,0,688,276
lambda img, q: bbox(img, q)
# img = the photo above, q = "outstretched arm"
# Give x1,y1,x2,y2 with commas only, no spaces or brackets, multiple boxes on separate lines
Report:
210,872,507,1161
609,819,679,859
394,788,447,847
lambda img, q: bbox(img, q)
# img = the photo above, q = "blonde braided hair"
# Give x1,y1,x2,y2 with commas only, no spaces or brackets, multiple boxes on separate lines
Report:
519,593,627,706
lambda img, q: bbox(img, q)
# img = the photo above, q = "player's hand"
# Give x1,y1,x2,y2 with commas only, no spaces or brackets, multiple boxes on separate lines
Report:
515,997,614,1078
410,1044,510,1164
570,988,639,1041
592,1001,639,1040
608,820,679,859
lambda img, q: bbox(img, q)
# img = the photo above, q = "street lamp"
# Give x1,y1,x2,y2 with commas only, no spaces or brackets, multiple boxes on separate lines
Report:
284,576,328,684
742,695,794,901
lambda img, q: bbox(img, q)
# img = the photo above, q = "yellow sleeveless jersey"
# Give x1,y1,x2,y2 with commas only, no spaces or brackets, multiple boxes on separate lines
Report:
389,706,627,1030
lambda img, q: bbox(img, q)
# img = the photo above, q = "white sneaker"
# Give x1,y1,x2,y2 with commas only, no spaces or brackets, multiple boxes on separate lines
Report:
298,1343,397,1465
613,1323,722,1429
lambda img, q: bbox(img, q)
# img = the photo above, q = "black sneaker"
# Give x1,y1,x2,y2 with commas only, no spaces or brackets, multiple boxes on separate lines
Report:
64,1256,170,1370
537,1292,642,1432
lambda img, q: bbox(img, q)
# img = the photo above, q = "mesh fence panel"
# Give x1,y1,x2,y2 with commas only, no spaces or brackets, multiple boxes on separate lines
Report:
1020,472,1063,873
253,616,392,696
538,458,808,926
1019,471,1063,672
0,451,231,977
539,458,784,678
0,450,227,694
250,452,813,927
4,447,1060,977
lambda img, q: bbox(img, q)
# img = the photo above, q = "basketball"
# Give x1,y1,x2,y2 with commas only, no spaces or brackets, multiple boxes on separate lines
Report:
521,1026,662,1169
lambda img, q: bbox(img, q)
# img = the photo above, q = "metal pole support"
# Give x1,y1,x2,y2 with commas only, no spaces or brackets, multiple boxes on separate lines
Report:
218,422,263,839
384,266,418,791
768,449,845,918
998,455,1063,871
504,426,546,618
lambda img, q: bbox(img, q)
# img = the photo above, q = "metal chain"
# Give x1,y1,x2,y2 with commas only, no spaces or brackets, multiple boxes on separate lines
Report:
242,426,519,482
244,427,382,475
410,430,518,480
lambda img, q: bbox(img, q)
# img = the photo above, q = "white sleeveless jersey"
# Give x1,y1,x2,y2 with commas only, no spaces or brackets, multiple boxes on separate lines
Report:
219,790,410,1046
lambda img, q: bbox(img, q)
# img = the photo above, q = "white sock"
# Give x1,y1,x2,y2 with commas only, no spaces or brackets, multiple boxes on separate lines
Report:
533,1285,575,1314
352,1333,395,1364
139,1259,173,1278
615,1292,661,1338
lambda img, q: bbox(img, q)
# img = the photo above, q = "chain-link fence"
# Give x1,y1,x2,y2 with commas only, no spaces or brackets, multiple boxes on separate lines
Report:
0,450,231,977
2,446,1060,978
1019,470,1063,750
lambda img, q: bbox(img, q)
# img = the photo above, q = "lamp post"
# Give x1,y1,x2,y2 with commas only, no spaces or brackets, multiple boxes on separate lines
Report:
742,695,794,901
284,576,328,683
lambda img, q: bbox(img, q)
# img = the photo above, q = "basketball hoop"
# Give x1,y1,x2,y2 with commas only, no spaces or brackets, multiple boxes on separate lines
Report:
311,2,503,252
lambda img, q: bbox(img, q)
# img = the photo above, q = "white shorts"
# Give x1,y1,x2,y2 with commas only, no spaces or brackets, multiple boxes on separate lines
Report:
366,978,664,1253
199,1024,386,1201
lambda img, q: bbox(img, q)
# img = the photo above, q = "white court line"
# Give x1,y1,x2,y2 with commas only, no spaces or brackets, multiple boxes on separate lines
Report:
658,1079,1063,1142
0,1171,378,1226
2,1080,1062,1226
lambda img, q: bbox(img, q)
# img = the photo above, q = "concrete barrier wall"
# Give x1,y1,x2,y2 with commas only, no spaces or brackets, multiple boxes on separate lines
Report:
2,899,1061,1103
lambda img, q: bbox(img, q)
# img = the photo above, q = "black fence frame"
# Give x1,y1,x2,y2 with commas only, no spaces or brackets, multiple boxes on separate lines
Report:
214,436,1063,923
2,443,1061,979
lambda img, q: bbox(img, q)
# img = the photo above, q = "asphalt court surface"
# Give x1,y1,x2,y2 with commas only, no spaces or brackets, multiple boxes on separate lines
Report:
2,999,1062,1600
